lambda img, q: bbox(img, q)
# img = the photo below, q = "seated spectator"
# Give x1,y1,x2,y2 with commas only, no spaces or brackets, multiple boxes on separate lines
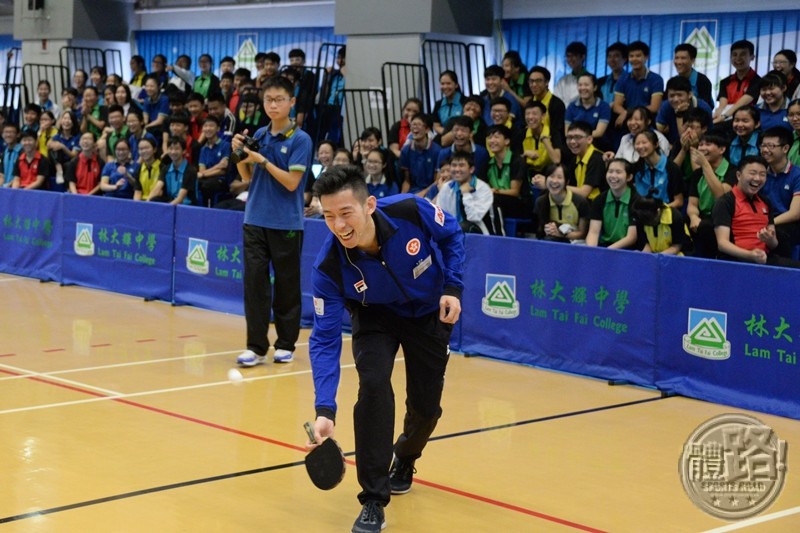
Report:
772,50,800,98
554,41,588,105
668,108,710,182
133,138,162,201
207,92,238,138
162,114,200,166
487,97,523,153
151,136,197,205
480,65,523,130
434,151,497,234
757,71,792,132
436,115,490,177
557,121,606,201
586,158,638,249
713,40,761,124
432,70,464,136
106,74,124,88
673,43,714,108
90,65,107,96
114,84,141,116
388,97,423,157
219,56,236,75
11,130,48,190
534,163,589,242
789,99,800,165
598,42,628,105
613,107,670,163
399,114,441,196
36,80,60,118
126,109,157,163
81,87,108,137
235,93,268,135
186,92,207,143
565,73,611,147
318,46,346,144
364,149,399,199
48,110,81,181
728,106,761,168
502,50,531,109
305,140,337,216
97,105,129,162
656,76,713,146
196,116,231,206
713,155,800,267
228,68,251,113
353,127,398,188
60,88,80,122
141,75,170,134
485,124,530,218
522,100,562,175
64,132,102,195
1,123,22,187
459,95,488,146
193,54,221,100
256,52,281,88
73,69,88,98
21,103,41,136
37,110,58,157
632,130,684,208
99,138,138,199
613,41,664,130
529,66,566,141
333,148,354,166
631,196,687,254
686,132,738,258
759,127,800,255
220,71,234,107
102,84,117,108
167,54,194,94
150,54,169,89
129,55,147,88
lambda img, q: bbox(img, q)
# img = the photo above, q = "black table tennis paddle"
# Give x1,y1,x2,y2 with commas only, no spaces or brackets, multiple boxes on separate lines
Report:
304,421,346,490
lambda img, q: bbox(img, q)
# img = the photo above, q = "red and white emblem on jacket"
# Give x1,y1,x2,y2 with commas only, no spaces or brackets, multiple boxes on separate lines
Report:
406,238,421,256
434,205,445,226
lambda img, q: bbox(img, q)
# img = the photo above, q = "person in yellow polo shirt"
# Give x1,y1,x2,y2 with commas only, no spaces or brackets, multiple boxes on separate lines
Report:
533,163,589,243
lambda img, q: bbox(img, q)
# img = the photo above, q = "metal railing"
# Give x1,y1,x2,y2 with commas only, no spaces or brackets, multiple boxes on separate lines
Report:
339,88,389,153
381,62,430,125
421,40,486,109
22,63,70,112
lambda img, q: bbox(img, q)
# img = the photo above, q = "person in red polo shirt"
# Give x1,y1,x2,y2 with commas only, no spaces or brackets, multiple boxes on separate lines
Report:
712,155,800,267
65,132,102,195
713,40,761,125
11,130,48,190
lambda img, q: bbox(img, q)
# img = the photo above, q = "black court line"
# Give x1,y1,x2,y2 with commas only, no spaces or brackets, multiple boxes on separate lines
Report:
0,395,671,524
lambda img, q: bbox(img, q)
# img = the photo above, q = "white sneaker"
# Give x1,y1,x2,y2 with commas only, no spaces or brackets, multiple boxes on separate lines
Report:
273,349,294,363
236,350,266,367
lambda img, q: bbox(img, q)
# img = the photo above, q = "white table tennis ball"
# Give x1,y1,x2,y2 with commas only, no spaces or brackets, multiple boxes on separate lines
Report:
228,368,244,383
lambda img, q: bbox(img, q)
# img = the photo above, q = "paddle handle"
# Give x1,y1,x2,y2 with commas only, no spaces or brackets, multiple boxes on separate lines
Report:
303,421,318,445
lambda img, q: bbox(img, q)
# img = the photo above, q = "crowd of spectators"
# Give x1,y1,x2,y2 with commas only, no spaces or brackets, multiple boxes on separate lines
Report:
2,37,799,267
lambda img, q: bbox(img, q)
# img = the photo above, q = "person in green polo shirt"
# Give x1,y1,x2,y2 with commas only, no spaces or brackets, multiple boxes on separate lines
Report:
586,158,638,248
686,132,738,257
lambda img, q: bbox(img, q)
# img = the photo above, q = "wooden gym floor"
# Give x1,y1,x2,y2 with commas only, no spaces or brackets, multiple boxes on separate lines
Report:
0,272,798,532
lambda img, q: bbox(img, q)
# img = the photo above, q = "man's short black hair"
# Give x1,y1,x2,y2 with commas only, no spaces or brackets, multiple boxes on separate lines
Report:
761,127,793,147
187,92,205,104
566,41,587,57
700,131,729,149
168,91,187,105
525,100,547,114
289,48,306,60
666,75,693,94
684,108,710,128
360,127,382,142
731,40,755,56
567,121,593,136
738,154,768,173
529,66,551,83
19,129,37,141
169,114,189,127
489,97,511,112
202,115,221,127
484,65,505,79
450,150,474,167
674,43,698,60
220,56,235,65
107,104,124,116
264,52,281,64
262,75,294,95
628,41,651,57
62,87,79,98
410,113,434,130
167,135,186,149
234,67,251,79
486,124,512,140
313,164,369,200
462,95,484,111
206,93,226,105
221,71,234,82
607,42,628,59
255,52,268,62
24,103,41,115
449,115,473,130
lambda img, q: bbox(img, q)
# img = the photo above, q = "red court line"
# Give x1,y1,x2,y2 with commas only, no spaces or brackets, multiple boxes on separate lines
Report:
135,339,156,343
0,353,16,357
0,369,21,376
43,348,66,353
14,375,605,531
91,344,112,348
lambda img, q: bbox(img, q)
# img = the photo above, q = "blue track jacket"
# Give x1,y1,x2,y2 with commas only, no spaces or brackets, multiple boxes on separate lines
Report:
309,194,465,420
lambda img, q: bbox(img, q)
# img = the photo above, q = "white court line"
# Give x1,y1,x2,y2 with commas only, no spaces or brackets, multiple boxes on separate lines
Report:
0,362,122,396
0,278,24,282
699,506,800,532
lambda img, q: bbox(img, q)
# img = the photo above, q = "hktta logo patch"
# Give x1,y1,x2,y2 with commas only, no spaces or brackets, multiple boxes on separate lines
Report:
406,238,421,255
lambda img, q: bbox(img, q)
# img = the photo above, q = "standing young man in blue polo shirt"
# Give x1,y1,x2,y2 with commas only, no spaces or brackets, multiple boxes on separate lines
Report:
612,41,664,129
233,76,313,366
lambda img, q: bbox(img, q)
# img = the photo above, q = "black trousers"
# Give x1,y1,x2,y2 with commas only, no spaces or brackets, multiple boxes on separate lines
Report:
350,305,452,506
243,224,303,356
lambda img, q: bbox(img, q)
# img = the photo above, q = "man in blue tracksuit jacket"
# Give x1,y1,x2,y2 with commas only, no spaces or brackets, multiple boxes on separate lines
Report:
307,165,464,533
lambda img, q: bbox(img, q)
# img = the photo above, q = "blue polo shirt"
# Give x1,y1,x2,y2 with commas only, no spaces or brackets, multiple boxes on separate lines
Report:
480,90,523,129
141,94,169,122
614,70,664,110
199,139,231,174
758,102,792,133
244,123,313,230
762,161,800,216
655,98,713,145
1,144,22,185
101,160,139,199
728,132,760,168
565,99,611,129
437,143,490,178
399,140,442,193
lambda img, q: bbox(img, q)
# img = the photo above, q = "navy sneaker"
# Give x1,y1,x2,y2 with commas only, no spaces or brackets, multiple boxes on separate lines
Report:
352,501,386,533
389,456,416,494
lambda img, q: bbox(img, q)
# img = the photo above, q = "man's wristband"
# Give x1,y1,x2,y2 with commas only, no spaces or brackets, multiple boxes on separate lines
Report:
260,158,269,170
